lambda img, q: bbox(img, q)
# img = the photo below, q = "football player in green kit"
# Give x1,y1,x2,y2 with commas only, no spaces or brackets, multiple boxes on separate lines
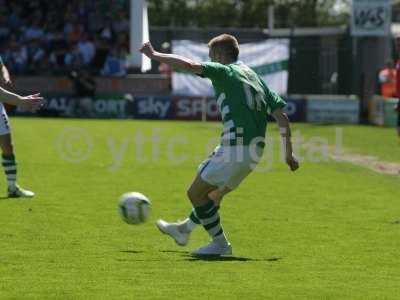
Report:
140,34,299,256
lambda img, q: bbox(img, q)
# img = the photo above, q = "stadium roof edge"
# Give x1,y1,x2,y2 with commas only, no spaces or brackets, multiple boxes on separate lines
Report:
264,26,347,37
150,26,347,37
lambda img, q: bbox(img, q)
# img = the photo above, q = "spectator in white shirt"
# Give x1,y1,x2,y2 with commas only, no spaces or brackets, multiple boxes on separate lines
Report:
100,19,115,42
77,33,96,65
101,47,127,77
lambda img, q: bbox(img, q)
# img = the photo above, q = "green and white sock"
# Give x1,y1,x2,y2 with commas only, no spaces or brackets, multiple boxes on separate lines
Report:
2,154,17,190
180,206,220,233
194,200,228,245
189,209,200,224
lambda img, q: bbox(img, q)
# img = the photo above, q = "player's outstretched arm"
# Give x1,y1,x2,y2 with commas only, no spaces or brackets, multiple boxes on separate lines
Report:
0,86,44,112
272,108,299,172
140,42,202,74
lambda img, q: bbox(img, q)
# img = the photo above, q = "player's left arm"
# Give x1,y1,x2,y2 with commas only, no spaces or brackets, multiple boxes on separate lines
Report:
140,42,202,75
0,86,43,111
272,108,299,172
0,58,12,86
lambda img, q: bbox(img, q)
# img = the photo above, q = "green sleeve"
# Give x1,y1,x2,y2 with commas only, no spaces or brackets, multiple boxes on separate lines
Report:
260,78,286,114
201,62,229,82
267,92,286,114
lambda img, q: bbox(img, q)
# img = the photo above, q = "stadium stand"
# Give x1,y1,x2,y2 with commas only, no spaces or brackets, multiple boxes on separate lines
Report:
0,0,130,76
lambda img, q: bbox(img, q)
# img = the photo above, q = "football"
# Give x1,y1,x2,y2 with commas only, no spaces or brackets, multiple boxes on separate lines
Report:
118,192,151,224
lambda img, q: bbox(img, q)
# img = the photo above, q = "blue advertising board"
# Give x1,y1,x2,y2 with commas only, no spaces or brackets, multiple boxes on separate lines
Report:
132,96,173,119
282,95,306,122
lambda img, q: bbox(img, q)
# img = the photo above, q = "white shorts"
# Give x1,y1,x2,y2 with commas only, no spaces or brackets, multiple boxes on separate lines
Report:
198,145,264,190
0,103,11,136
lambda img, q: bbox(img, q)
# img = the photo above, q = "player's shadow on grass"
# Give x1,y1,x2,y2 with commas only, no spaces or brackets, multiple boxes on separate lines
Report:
185,255,253,262
160,250,188,254
159,250,282,262
183,254,282,262
120,250,144,254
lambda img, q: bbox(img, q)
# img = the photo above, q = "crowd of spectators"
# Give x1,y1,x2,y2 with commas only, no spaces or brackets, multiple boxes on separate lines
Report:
0,0,131,76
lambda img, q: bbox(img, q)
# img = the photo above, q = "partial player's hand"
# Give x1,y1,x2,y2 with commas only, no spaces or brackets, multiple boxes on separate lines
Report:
139,42,155,58
19,93,44,112
286,154,299,172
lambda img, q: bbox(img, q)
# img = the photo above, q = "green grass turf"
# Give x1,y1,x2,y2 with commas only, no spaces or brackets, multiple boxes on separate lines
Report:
293,123,400,163
0,117,399,299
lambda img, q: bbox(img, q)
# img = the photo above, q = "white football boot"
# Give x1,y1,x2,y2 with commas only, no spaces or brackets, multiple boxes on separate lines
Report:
156,219,190,246
8,184,35,198
191,241,232,256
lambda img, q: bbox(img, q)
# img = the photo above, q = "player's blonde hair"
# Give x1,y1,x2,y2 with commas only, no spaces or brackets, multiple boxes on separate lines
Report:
208,34,239,61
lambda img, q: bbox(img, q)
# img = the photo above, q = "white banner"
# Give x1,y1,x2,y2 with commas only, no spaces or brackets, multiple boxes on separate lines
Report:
351,0,391,36
172,39,289,96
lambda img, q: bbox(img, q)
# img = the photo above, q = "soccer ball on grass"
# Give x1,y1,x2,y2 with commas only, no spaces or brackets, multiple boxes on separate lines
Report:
118,192,151,224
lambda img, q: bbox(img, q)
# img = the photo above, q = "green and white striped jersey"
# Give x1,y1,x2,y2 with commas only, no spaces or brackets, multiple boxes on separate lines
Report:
201,61,286,147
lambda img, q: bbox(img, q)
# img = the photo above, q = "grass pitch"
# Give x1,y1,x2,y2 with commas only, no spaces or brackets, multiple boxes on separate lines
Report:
0,117,399,299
